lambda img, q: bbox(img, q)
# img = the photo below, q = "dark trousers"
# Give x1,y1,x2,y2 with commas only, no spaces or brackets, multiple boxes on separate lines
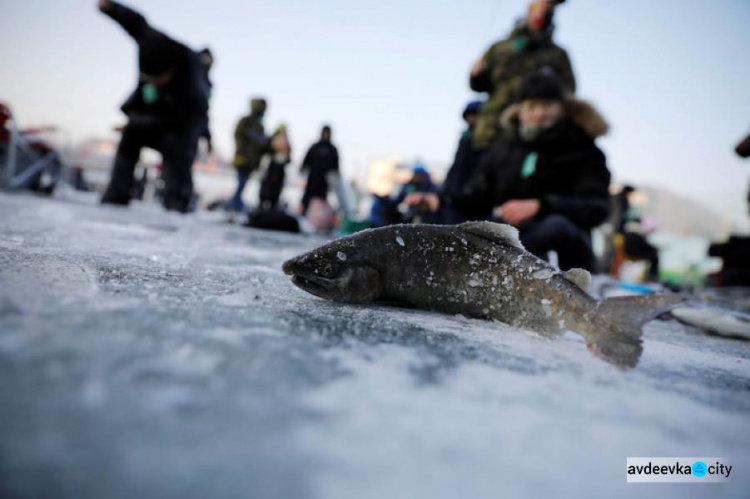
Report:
518,214,596,271
227,169,251,212
259,162,286,210
301,175,329,215
102,120,201,213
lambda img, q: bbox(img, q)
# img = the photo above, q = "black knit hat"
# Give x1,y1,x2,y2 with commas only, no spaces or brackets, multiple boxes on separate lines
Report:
516,72,565,103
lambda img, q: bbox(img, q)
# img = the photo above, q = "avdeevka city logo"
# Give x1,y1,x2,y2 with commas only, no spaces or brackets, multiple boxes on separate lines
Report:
626,457,731,483
692,461,707,477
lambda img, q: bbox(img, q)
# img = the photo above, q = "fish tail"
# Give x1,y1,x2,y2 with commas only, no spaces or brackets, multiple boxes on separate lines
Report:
581,294,686,369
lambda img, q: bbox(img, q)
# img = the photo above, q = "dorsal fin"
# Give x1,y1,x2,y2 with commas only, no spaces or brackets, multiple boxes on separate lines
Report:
563,268,591,292
458,221,524,250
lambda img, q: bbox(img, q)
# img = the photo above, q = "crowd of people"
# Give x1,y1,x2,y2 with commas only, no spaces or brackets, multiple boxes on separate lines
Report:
395,0,611,273
96,0,340,219
94,0,741,281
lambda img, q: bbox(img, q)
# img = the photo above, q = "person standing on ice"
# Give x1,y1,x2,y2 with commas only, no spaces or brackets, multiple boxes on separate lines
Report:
97,0,209,213
299,125,339,215
228,98,269,213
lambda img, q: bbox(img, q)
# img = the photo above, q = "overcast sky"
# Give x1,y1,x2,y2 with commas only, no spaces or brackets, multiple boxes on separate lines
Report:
1,0,749,228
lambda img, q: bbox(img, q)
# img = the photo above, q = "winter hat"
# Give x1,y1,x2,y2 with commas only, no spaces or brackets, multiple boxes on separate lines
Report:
516,72,565,103
250,98,267,114
462,100,483,119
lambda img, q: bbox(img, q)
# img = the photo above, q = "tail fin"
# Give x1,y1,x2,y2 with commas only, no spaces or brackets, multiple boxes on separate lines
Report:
583,294,686,369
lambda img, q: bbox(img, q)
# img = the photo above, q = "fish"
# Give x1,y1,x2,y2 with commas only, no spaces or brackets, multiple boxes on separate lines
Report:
281,221,683,368
670,306,750,340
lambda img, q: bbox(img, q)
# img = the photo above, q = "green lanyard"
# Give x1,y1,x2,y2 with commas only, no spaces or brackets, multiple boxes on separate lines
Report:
521,152,538,179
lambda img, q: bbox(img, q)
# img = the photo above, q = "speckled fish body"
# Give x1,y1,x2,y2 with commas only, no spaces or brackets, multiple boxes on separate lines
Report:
283,222,682,368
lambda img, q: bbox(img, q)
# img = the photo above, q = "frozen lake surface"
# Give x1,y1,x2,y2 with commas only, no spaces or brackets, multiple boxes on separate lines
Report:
1,191,748,499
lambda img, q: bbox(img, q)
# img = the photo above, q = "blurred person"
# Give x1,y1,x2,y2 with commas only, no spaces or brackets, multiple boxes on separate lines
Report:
440,100,488,223
706,131,750,286
300,125,339,215
470,0,575,150
622,217,660,281
259,124,291,210
228,98,269,212
599,184,635,275
394,164,440,204
370,164,440,227
97,0,209,212
406,73,610,271
197,47,214,155
611,184,636,234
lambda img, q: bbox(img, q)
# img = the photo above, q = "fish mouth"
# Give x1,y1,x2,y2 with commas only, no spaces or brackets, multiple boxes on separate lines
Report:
290,274,336,295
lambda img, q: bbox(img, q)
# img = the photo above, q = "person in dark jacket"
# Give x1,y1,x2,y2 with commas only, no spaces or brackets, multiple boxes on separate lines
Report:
440,100,486,223
259,124,291,210
406,73,610,271
228,98,269,212
395,165,439,202
300,125,339,215
97,0,209,213
469,0,575,150
197,47,214,154
370,164,440,227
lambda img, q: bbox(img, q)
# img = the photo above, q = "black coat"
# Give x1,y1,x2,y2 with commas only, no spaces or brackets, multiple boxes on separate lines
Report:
448,102,611,231
104,2,209,130
301,141,339,200
441,128,484,204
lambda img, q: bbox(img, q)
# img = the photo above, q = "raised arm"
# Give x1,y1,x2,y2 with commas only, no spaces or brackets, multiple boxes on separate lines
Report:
98,0,151,42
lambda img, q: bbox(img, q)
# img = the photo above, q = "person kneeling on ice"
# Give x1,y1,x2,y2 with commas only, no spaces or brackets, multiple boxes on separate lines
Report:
406,72,610,271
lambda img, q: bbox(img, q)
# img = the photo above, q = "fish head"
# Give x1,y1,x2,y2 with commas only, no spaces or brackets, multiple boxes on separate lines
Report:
282,244,382,303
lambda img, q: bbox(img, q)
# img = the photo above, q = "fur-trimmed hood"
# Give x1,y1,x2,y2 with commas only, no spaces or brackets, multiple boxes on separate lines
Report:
500,98,609,139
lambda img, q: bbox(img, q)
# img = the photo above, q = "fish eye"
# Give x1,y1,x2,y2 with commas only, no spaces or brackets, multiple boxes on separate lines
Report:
321,264,334,277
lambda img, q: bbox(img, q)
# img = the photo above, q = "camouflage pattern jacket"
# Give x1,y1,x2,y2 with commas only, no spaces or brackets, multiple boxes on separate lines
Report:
233,114,267,172
470,26,575,149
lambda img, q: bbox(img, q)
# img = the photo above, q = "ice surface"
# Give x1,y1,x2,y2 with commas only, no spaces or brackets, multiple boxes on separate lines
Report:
0,192,749,499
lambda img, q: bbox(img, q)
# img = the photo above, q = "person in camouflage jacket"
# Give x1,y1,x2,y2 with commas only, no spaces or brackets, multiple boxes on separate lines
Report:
469,0,575,149
227,98,268,212
233,98,268,172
